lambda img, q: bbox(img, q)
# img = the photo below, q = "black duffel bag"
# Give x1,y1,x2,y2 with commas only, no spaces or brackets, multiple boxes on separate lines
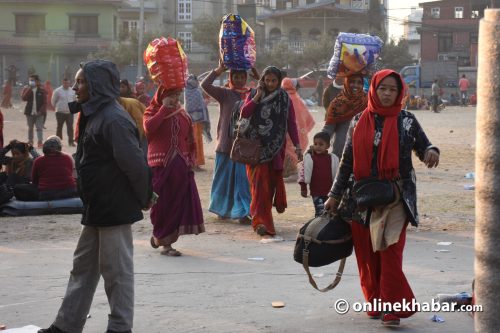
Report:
294,212,353,292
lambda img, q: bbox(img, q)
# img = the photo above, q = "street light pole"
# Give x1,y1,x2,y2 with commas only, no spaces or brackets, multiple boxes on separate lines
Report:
137,0,145,80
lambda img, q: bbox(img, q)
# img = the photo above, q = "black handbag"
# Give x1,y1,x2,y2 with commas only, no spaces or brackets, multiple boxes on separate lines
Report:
353,177,395,208
294,212,353,292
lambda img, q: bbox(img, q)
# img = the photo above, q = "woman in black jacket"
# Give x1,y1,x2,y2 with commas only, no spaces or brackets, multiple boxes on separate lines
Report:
325,69,440,327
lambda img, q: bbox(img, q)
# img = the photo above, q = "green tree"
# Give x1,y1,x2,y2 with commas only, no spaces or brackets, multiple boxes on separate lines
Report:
90,31,161,69
378,38,415,71
301,34,335,71
192,14,221,60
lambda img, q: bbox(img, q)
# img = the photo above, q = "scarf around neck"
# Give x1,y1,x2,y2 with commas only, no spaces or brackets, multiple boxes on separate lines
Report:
352,69,405,180
326,74,367,125
246,88,289,163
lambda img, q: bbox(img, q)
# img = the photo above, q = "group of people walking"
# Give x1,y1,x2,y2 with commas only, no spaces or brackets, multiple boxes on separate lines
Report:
21,54,441,332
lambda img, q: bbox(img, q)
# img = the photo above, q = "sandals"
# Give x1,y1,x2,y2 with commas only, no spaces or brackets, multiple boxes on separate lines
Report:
255,224,268,236
150,237,159,249
161,248,182,256
238,216,252,225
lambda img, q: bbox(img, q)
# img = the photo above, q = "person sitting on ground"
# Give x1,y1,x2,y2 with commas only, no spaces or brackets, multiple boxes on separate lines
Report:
298,132,339,217
30,136,78,201
0,139,39,187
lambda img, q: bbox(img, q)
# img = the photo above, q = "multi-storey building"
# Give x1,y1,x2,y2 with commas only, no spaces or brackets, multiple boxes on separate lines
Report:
403,7,423,61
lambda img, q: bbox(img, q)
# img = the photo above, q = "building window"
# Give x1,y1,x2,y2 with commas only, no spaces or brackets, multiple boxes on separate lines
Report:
124,20,138,32
455,7,464,19
256,0,271,5
438,32,453,52
470,32,478,44
177,31,191,52
69,15,98,36
471,10,480,18
15,14,45,35
431,7,440,19
178,0,192,22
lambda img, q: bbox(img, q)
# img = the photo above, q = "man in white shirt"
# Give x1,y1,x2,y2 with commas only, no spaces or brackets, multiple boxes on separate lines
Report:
52,78,76,146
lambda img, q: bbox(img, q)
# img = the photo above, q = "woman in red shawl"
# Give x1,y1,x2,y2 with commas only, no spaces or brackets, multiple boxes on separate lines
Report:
143,87,205,256
325,70,440,326
1,81,13,108
281,78,315,179
322,73,367,158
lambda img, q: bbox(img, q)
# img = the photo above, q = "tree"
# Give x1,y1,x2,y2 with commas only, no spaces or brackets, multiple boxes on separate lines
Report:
378,38,415,71
90,31,160,69
192,14,221,60
301,34,335,71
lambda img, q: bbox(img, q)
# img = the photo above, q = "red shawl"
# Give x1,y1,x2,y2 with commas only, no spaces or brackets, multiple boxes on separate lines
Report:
353,70,406,180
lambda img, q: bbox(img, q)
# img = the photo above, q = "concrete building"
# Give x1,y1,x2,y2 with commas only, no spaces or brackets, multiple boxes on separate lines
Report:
403,7,422,61
0,0,125,86
237,0,386,54
419,0,500,67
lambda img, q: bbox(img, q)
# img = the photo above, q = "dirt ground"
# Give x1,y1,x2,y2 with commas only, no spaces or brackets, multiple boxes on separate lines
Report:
0,100,476,332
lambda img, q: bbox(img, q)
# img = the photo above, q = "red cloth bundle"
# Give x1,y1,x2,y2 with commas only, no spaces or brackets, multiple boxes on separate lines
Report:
144,37,188,90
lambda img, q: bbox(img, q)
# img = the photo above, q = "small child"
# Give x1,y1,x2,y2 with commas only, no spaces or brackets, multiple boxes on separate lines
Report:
298,132,339,217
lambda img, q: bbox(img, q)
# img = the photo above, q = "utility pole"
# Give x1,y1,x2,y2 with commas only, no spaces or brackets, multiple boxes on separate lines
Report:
137,0,145,80
475,8,500,333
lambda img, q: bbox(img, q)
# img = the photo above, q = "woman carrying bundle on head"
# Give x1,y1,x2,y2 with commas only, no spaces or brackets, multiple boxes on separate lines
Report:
144,86,205,256
201,60,259,224
239,66,302,237
322,73,367,158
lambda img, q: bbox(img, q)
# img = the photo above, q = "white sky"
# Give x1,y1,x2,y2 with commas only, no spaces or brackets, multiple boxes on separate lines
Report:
387,0,438,40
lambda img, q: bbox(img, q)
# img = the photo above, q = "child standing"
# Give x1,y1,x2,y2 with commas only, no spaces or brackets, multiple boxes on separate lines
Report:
299,132,339,217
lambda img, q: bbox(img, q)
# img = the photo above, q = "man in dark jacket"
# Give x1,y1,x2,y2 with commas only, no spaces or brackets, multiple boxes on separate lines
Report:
38,60,153,333
21,74,47,147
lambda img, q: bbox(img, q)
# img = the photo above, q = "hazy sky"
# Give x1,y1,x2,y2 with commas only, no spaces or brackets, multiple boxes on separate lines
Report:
387,0,437,40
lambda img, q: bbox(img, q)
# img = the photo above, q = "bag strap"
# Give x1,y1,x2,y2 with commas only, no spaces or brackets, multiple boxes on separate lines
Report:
302,244,346,292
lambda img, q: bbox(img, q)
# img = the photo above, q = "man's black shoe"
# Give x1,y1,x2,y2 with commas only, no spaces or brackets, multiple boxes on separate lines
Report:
38,324,68,333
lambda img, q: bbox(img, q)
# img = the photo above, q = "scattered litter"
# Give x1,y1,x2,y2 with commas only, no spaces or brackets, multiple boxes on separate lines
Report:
430,314,445,323
87,313,91,319
437,242,452,246
272,301,285,308
260,236,284,244
463,185,475,190
2,326,41,333
435,292,472,305
247,257,265,261
313,273,324,278
464,172,475,179
0,324,6,330
434,249,450,253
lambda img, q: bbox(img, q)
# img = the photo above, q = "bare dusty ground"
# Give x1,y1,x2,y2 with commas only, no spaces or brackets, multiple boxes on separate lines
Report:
0,100,476,332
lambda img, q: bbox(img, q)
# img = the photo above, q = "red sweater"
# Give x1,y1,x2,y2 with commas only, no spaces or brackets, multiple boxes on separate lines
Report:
310,153,333,196
143,104,195,168
31,153,76,191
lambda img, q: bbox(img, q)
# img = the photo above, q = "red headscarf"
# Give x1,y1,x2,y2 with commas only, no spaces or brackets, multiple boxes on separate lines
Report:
353,69,406,180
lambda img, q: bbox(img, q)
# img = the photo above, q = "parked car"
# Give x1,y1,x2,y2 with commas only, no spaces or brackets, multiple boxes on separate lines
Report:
295,70,333,99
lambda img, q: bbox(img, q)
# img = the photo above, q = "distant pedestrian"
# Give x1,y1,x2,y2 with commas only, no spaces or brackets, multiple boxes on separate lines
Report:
431,79,440,113
458,74,470,106
316,76,324,107
135,80,151,107
21,74,47,148
37,60,153,333
120,79,134,98
52,78,76,146
1,80,13,108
